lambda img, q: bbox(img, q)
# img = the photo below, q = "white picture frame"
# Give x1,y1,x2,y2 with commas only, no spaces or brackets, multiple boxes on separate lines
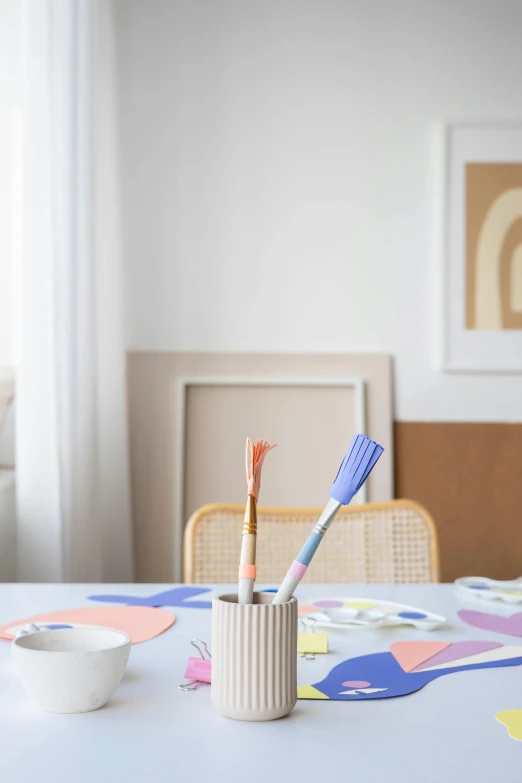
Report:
173,375,366,581
439,122,522,373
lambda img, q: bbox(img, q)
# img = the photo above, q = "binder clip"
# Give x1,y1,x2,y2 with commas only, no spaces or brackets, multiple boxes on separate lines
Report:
178,639,212,691
297,618,328,660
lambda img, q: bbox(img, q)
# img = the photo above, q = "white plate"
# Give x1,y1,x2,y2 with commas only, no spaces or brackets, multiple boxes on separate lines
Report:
455,576,522,604
298,597,446,631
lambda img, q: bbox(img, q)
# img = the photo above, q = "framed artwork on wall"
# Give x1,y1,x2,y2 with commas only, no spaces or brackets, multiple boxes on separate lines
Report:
440,122,522,372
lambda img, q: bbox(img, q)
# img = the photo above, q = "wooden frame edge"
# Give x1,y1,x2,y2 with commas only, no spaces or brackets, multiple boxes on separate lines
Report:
176,374,367,581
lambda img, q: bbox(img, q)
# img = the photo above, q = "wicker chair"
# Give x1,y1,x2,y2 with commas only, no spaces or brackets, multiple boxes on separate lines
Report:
184,500,440,584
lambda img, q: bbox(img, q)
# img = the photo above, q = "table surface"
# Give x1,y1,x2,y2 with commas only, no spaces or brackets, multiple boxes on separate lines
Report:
1,583,520,782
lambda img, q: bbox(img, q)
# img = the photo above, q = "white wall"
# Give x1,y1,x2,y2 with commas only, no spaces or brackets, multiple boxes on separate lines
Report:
116,0,522,421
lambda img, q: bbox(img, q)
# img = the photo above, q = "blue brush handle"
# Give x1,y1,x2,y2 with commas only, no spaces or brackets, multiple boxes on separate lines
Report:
273,436,384,605
296,532,323,566
272,498,341,604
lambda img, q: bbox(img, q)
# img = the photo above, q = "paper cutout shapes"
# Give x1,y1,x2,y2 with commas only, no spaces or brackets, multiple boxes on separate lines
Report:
390,641,450,672
342,680,371,687
43,624,73,630
297,640,522,701
410,641,502,671
298,685,329,699
298,597,445,631
419,644,522,672
496,710,522,741
0,606,175,644
297,632,328,655
340,686,388,695
458,609,522,637
87,586,212,609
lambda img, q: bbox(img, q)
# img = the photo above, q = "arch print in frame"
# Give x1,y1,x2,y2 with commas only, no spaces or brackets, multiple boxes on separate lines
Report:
440,123,522,372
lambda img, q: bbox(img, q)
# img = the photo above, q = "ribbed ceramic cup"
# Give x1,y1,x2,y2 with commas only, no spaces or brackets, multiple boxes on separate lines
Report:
211,592,297,721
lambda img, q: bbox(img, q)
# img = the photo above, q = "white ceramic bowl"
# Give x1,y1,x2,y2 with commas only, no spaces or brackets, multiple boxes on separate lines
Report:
12,627,131,713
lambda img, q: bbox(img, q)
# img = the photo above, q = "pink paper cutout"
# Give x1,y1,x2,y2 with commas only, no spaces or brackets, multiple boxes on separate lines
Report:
459,610,522,637
411,640,502,671
0,605,175,644
390,641,451,672
342,680,371,688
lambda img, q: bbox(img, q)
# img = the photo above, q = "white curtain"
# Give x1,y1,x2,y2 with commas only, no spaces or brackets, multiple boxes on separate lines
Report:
16,0,134,582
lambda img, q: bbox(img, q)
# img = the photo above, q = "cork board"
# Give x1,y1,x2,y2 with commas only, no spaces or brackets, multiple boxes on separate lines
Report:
395,422,522,582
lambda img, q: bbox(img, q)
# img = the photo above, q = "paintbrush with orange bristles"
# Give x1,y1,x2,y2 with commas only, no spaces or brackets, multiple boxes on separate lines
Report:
238,438,276,605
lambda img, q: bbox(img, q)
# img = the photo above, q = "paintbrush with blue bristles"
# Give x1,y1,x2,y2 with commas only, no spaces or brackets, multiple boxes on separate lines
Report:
272,434,384,604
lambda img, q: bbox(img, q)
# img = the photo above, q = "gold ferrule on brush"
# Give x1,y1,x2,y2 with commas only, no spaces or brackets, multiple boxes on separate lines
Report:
242,495,257,535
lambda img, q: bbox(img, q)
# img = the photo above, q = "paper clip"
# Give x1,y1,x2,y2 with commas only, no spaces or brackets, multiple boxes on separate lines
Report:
298,618,328,659
178,639,212,691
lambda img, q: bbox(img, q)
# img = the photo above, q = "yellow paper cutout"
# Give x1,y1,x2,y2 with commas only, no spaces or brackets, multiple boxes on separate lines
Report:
344,601,375,609
503,591,522,596
297,632,328,655
297,684,329,699
496,709,522,741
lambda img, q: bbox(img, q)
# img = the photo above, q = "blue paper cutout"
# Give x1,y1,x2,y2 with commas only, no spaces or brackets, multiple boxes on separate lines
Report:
397,611,427,620
87,586,213,609
469,585,491,590
302,647,522,700
44,624,73,630
262,589,278,593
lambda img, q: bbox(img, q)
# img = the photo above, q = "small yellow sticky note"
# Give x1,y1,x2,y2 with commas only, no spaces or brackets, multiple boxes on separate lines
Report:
297,632,328,655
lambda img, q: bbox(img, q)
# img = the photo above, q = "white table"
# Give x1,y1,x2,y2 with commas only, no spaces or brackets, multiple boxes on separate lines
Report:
1,584,519,782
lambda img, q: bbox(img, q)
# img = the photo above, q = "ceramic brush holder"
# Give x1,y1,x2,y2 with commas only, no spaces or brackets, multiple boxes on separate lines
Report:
211,592,297,721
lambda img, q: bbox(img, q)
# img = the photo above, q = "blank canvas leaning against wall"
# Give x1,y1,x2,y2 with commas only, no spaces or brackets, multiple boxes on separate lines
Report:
183,379,364,511
180,376,367,581
127,352,393,582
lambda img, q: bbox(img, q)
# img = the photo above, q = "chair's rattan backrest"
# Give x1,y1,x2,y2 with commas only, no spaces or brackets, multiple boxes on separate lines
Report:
184,500,439,584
